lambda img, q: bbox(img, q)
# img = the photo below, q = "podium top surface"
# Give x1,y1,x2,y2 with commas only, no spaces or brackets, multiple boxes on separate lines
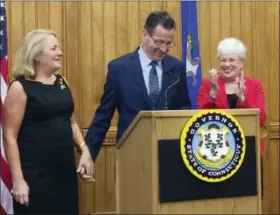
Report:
134,109,260,117
116,109,260,148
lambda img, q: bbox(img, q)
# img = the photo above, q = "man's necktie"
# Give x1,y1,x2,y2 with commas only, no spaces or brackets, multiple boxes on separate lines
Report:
149,61,160,106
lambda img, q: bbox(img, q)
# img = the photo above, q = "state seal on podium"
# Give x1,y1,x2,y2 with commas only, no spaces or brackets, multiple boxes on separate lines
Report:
180,110,246,183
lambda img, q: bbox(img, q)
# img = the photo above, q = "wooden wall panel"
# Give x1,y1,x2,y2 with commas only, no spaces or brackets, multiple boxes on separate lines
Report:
197,2,210,76
23,2,36,34
240,2,254,78
262,2,280,214
65,2,80,123
165,2,180,57
37,2,49,29
116,2,128,57
103,2,117,127
266,2,280,123
5,1,279,214
6,1,24,81
230,2,241,39
219,2,230,39
209,2,220,67
90,2,105,129
79,2,94,127
127,2,140,51
49,2,64,76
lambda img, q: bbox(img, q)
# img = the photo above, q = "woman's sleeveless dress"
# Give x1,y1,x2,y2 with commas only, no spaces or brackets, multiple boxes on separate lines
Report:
13,74,78,214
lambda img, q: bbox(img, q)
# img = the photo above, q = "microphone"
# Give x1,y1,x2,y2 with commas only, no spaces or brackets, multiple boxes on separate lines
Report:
164,72,180,110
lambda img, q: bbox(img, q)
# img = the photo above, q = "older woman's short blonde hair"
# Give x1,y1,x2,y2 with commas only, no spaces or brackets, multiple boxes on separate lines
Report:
217,38,247,61
12,29,56,79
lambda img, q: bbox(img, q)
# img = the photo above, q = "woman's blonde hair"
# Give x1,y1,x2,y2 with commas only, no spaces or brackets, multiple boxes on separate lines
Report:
12,29,56,79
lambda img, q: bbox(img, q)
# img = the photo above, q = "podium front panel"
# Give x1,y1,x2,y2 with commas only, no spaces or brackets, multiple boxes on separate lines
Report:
158,137,257,203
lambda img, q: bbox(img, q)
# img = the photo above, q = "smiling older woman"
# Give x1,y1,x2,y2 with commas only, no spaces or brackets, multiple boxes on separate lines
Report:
197,38,267,152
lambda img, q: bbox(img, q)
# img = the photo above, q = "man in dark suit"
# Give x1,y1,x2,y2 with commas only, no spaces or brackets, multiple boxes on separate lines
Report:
85,11,191,162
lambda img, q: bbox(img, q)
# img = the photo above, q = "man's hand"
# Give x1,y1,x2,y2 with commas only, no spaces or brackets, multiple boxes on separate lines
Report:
77,146,95,183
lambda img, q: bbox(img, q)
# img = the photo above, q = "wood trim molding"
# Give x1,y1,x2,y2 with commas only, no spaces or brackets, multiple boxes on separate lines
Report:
82,127,117,146
104,127,117,145
267,122,280,139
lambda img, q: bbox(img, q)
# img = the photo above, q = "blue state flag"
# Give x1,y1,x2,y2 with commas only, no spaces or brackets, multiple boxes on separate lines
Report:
181,1,202,109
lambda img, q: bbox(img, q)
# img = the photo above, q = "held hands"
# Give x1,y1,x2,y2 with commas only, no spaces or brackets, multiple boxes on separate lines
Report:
77,144,95,183
11,178,29,206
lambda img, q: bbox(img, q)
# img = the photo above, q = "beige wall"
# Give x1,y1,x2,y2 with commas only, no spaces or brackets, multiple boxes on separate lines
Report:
6,1,279,214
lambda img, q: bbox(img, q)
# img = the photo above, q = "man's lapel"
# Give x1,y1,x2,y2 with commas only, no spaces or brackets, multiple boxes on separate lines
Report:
129,50,153,109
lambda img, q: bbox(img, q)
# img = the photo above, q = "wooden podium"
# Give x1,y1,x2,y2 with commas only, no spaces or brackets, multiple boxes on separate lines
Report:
115,109,262,214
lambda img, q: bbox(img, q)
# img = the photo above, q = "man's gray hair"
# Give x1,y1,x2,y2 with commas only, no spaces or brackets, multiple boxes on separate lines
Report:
217,38,247,60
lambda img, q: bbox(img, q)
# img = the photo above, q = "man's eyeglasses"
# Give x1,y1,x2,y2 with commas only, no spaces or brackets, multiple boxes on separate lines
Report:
148,33,175,48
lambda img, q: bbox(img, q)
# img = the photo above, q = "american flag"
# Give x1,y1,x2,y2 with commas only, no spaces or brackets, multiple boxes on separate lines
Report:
0,1,13,214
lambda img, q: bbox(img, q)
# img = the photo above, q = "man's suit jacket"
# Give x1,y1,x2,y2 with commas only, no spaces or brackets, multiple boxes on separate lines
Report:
86,49,191,160
197,75,267,152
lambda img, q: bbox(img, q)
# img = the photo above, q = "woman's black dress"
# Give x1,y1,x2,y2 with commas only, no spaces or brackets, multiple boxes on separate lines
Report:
13,74,78,214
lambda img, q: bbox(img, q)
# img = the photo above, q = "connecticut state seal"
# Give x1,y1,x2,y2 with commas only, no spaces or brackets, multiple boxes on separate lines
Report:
180,110,246,183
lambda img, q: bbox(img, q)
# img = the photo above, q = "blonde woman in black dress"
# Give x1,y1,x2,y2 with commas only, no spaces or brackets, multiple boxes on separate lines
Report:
3,29,94,214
